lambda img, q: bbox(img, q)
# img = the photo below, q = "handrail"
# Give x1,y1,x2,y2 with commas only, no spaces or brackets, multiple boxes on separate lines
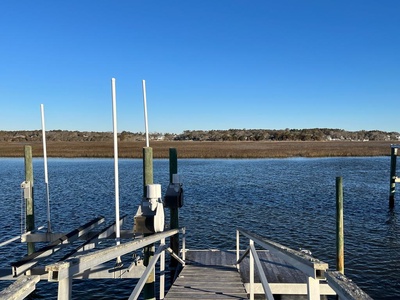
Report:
128,241,168,300
45,227,186,300
236,228,371,300
249,242,274,300
325,271,373,300
46,228,179,281
238,228,327,278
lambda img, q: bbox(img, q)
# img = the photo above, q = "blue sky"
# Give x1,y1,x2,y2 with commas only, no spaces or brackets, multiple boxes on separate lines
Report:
1,1,399,134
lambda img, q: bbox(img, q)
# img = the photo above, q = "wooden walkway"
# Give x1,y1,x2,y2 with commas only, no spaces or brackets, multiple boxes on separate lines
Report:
165,264,247,299
165,249,247,299
165,249,335,299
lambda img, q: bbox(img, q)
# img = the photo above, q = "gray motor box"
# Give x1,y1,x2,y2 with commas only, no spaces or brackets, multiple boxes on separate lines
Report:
164,183,184,208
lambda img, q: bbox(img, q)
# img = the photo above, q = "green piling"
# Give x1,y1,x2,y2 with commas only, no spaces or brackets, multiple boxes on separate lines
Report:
389,145,397,208
143,147,155,300
336,176,344,274
24,145,35,255
169,148,179,278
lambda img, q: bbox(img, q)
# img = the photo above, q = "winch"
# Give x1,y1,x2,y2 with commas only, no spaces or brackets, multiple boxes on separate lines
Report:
134,184,165,234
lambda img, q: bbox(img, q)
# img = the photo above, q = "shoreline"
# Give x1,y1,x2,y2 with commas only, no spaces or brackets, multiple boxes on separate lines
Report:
0,140,396,158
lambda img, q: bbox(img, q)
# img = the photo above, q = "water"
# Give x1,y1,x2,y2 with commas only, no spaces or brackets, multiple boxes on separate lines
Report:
0,157,398,299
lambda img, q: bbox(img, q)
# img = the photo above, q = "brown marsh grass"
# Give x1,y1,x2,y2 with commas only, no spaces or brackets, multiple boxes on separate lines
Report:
0,140,396,158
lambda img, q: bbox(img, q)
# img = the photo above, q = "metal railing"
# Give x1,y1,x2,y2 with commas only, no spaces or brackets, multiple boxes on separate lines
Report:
45,227,186,300
236,228,372,300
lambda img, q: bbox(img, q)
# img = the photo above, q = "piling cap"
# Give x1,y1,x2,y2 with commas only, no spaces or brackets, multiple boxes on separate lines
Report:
172,174,182,184
147,184,161,199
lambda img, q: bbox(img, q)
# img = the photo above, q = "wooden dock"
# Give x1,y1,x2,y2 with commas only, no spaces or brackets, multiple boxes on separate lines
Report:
165,249,336,299
0,146,374,300
165,249,247,299
165,264,247,299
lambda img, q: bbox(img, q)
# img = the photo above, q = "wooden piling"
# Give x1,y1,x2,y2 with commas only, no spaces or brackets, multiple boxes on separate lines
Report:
143,147,155,300
169,148,179,278
143,147,154,196
336,177,344,274
389,145,398,208
24,146,35,255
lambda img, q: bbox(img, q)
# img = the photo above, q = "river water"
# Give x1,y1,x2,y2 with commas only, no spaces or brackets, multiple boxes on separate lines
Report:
0,157,398,299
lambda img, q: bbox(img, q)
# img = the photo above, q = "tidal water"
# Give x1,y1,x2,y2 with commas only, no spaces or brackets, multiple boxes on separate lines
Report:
0,157,398,299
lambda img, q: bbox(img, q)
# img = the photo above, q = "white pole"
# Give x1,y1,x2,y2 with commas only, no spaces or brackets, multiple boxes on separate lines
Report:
142,80,150,147
111,78,121,264
40,104,52,233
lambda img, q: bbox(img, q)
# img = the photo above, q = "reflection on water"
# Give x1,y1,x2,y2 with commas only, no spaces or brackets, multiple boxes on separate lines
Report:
0,157,398,299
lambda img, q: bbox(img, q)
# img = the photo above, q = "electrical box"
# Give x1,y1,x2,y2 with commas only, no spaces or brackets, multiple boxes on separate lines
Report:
164,174,183,208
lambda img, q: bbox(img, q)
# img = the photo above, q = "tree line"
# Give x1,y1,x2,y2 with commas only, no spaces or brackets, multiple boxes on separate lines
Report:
1,128,399,142
174,128,400,141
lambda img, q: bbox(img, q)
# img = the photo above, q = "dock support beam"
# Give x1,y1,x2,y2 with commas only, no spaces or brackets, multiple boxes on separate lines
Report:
389,145,399,208
58,277,72,300
24,145,35,255
336,177,344,274
143,147,155,300
169,148,179,279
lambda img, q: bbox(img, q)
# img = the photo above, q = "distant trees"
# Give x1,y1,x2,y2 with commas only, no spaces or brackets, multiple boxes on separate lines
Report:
0,128,399,143
173,128,400,142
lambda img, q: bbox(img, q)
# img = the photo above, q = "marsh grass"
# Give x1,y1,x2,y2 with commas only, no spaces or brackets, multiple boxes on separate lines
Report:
0,140,395,158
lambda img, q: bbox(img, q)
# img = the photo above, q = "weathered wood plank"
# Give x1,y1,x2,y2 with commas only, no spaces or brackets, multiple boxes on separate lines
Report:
165,264,247,300
244,283,336,295
0,275,40,300
174,249,340,299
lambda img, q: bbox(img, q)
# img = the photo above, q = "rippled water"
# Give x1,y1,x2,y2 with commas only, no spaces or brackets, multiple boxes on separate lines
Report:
0,157,398,299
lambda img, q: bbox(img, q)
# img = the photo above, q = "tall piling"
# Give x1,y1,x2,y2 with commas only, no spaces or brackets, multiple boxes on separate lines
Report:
24,146,35,255
169,148,179,278
336,176,344,274
143,147,155,300
389,145,398,208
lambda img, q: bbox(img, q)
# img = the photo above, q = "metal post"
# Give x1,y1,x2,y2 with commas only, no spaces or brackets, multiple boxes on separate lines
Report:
24,146,35,255
307,276,320,300
40,104,51,233
182,227,186,261
160,238,165,300
336,177,344,274
236,230,240,270
249,239,254,300
169,148,179,279
143,147,155,300
389,145,397,208
57,277,72,300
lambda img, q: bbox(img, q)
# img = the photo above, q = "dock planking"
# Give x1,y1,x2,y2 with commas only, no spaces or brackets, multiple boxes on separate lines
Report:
165,249,247,299
165,249,333,299
165,264,247,299
184,249,307,284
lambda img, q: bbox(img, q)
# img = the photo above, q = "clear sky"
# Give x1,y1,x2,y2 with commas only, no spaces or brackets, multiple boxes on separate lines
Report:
1,1,399,134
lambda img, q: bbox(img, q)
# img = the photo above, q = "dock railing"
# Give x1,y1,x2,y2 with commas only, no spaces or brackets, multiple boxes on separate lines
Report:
236,228,372,300
45,227,186,300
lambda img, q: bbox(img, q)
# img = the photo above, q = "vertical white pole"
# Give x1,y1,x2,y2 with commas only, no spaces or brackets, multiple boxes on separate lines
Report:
40,104,51,233
160,238,165,300
307,276,321,300
57,277,72,300
236,230,240,270
182,227,186,261
249,239,254,300
111,78,121,258
142,80,150,147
